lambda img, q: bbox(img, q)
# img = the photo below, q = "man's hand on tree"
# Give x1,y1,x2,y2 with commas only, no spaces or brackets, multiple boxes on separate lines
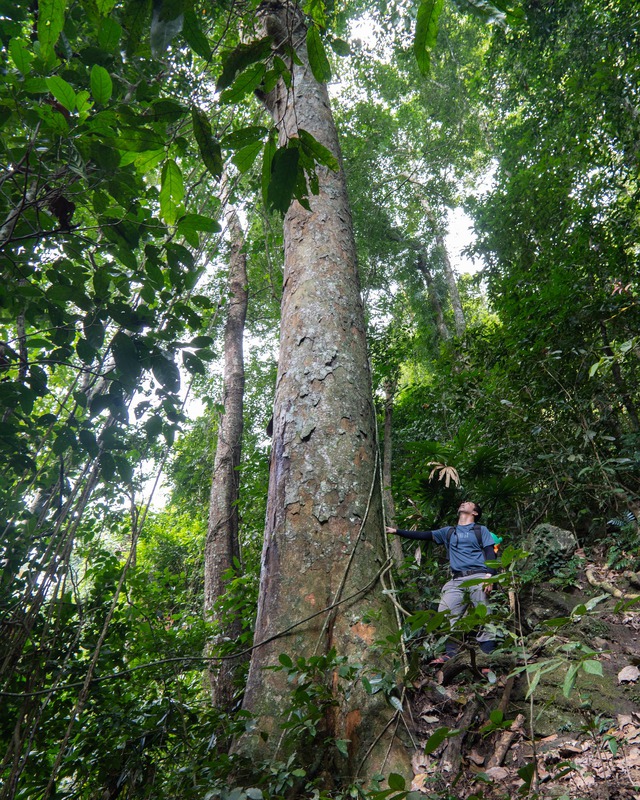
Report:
483,574,494,594
385,526,397,534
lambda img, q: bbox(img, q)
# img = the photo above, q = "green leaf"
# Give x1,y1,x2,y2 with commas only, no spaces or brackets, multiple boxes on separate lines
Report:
278,653,293,668
389,695,403,712
150,0,184,57
329,37,350,56
306,26,331,83
9,38,34,75
298,128,339,171
90,64,112,104
96,0,117,13
414,0,444,76
79,428,100,457
46,76,76,112
98,18,122,50
123,0,152,56
221,125,268,150
220,63,266,104
53,428,76,455
182,351,205,374
152,99,187,122
267,145,300,214
232,140,263,173
111,332,141,389
38,0,68,61
388,773,405,791
216,37,272,91
151,354,180,392
177,214,221,235
424,726,451,755
182,7,211,60
191,107,222,179
160,159,184,225
335,739,349,757
582,659,603,676
563,663,579,698
114,128,166,152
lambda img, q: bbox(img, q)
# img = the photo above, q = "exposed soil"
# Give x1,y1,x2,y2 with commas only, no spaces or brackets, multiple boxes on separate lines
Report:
404,565,640,799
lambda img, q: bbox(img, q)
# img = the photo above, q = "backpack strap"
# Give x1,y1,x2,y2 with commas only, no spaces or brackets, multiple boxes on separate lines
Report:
447,524,484,550
446,526,456,550
473,523,483,549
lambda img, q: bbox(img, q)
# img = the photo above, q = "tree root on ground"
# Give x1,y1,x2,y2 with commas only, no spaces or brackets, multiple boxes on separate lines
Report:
585,566,640,600
487,713,525,768
439,697,481,778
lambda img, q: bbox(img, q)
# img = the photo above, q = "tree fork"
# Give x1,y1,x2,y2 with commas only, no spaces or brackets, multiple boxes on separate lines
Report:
237,0,411,784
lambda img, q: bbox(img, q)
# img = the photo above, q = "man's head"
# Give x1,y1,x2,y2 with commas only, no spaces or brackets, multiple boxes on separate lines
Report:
458,500,482,521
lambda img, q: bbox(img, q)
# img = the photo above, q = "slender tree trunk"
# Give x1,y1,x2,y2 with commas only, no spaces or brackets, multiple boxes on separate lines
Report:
204,204,248,711
417,251,450,340
436,232,465,336
382,380,403,567
422,202,466,336
238,1,410,784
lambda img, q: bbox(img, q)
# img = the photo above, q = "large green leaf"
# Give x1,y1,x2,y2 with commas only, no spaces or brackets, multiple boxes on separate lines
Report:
150,0,184,57
306,25,331,83
9,38,34,75
414,0,444,75
219,63,266,104
182,7,211,60
45,76,76,112
216,37,272,91
38,0,68,60
90,64,113,104
231,140,263,173
267,145,300,214
160,159,184,225
191,107,222,178
298,128,338,171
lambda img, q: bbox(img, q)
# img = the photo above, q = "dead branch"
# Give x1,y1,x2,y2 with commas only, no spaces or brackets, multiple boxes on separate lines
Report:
439,698,481,776
487,713,525,768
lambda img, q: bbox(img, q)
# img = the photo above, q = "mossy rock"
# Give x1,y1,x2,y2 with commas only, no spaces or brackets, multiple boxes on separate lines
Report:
511,658,636,737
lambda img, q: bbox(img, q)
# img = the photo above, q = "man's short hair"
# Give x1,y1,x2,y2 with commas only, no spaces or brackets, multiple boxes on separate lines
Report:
472,502,483,521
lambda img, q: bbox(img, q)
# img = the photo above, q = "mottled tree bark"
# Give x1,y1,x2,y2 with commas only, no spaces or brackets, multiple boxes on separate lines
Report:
382,380,403,568
204,205,247,711
238,0,410,784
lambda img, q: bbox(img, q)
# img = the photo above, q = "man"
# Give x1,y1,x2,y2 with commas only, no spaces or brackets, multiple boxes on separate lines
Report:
386,500,498,663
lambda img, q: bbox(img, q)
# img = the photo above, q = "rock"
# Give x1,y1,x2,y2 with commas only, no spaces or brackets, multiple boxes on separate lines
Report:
524,524,579,578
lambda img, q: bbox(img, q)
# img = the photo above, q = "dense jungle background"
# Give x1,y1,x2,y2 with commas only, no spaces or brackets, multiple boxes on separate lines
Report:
1,0,640,797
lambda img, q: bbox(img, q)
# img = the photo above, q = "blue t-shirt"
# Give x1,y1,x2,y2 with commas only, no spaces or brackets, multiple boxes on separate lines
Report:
431,524,495,574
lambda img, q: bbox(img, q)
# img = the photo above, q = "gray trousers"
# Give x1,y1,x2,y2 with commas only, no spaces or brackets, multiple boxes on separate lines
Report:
438,575,495,655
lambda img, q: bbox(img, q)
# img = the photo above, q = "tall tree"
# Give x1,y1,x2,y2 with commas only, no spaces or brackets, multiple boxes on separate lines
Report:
204,193,248,711
238,0,411,783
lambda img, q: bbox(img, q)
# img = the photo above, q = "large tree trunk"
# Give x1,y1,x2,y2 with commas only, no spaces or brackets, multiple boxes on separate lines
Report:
238,1,411,784
204,204,248,711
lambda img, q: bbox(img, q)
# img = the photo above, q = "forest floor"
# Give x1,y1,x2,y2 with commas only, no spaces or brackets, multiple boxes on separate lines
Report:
405,563,640,799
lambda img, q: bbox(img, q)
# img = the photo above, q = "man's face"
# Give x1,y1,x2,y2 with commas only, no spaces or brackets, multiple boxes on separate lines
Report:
458,501,478,517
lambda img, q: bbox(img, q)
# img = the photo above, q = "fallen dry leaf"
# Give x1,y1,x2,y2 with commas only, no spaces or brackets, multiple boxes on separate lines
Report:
468,749,485,766
484,766,509,781
618,665,640,683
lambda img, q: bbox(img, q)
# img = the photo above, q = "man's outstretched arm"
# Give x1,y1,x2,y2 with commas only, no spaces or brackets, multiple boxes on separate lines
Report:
385,526,434,541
